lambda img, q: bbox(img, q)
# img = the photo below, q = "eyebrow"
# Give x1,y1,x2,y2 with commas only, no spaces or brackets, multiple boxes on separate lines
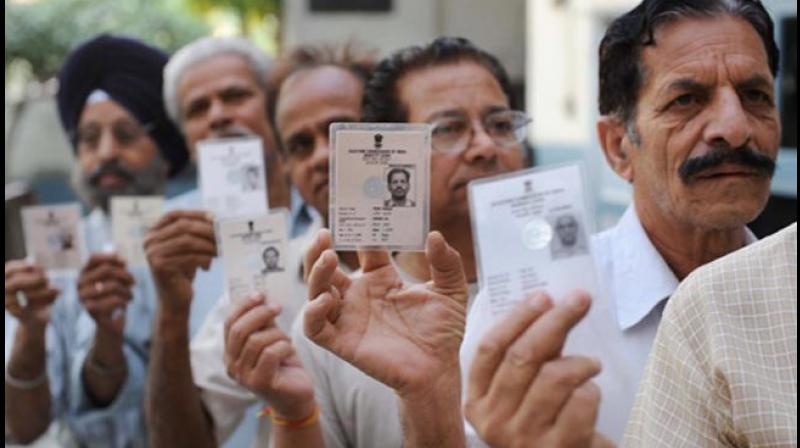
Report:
662,78,711,96
736,74,773,92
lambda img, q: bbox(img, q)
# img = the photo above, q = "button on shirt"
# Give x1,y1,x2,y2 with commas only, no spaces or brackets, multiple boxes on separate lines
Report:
459,205,756,444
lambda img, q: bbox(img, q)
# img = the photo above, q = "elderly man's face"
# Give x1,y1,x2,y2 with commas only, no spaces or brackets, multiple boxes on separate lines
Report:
177,53,276,161
389,171,410,200
613,16,780,230
555,215,579,246
398,61,525,229
276,66,363,222
73,99,166,210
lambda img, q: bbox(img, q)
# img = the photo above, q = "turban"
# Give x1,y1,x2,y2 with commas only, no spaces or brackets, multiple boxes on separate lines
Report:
56,34,188,177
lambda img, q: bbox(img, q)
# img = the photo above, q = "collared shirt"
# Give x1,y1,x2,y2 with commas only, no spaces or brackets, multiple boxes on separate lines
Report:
625,223,796,447
5,208,152,448
459,205,757,445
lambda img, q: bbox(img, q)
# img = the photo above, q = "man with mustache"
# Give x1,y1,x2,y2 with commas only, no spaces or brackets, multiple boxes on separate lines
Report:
144,37,325,448
384,167,416,208
5,34,188,446
300,0,783,446
457,0,781,444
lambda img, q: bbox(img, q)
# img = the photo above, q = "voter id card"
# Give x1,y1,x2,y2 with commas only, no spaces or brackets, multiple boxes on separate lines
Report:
329,123,430,251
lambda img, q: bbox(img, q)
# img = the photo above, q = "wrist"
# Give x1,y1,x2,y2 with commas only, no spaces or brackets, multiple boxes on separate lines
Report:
90,333,125,367
270,397,318,422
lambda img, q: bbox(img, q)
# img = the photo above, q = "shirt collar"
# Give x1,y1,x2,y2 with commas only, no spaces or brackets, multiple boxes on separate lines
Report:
610,206,680,331
289,186,322,239
610,206,758,331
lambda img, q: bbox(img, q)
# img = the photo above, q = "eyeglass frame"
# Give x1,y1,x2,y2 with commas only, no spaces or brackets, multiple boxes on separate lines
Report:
428,109,532,155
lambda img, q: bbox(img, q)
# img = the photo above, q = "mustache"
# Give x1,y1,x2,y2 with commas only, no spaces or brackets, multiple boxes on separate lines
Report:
88,159,136,186
208,125,256,139
678,145,776,184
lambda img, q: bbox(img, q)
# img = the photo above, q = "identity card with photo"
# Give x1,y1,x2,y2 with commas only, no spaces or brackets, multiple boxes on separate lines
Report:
329,123,430,251
469,164,600,317
111,196,164,266
21,203,85,271
218,210,293,306
198,136,268,220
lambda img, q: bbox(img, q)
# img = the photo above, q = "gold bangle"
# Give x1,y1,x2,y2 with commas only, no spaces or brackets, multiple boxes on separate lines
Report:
258,404,320,429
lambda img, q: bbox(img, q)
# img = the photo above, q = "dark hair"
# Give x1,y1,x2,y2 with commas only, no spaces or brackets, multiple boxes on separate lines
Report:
386,167,411,184
266,42,377,153
262,246,279,258
598,0,779,125
362,37,516,123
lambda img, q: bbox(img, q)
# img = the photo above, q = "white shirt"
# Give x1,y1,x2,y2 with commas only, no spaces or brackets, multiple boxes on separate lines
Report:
459,205,757,444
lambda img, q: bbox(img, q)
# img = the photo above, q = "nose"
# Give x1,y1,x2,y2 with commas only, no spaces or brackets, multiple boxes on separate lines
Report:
208,99,234,132
97,129,121,162
462,121,499,165
703,88,752,149
310,135,330,172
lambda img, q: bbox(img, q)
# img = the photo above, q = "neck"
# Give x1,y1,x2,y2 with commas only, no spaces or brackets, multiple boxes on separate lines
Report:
394,217,476,284
636,201,749,280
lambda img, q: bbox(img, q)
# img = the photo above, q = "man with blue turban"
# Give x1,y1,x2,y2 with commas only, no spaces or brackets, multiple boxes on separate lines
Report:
5,34,187,447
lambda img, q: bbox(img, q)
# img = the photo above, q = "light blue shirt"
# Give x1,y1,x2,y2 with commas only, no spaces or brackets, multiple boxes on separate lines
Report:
5,208,152,448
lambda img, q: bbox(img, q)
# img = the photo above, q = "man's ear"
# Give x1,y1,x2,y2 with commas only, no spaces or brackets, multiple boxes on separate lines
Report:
597,116,634,183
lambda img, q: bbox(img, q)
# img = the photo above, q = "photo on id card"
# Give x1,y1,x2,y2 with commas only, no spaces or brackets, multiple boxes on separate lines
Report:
218,210,293,307
329,123,430,251
21,203,85,271
469,163,600,317
111,196,164,267
197,136,268,220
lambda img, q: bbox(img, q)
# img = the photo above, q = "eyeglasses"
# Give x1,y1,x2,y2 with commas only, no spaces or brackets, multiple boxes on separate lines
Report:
75,120,154,151
430,110,531,154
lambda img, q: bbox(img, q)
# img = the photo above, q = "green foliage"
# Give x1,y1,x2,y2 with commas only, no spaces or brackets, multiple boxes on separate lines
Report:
5,0,210,82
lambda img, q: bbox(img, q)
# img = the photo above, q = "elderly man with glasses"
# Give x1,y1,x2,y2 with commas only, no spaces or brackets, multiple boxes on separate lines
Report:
269,37,532,448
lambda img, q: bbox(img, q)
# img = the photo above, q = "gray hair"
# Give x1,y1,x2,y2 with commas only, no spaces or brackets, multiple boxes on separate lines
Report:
163,37,273,127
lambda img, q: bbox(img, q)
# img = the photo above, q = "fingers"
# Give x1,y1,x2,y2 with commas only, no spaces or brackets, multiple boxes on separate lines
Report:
489,291,591,395
77,280,133,307
5,271,48,296
304,229,333,282
426,231,467,295
356,249,391,273
307,250,346,301
248,339,295,383
233,327,290,375
82,253,126,271
145,232,217,258
5,260,40,279
467,292,553,400
303,291,342,345
518,356,601,431
82,295,129,318
225,302,282,364
78,264,134,290
550,382,602,447
150,210,214,232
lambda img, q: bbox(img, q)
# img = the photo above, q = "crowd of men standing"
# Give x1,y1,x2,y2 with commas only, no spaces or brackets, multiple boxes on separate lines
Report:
5,0,796,447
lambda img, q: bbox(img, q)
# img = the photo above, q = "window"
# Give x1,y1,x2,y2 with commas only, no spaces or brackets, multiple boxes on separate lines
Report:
310,0,392,13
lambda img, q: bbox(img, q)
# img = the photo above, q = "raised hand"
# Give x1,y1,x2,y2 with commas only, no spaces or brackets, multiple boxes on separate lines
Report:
5,260,60,327
303,229,468,396
77,253,134,337
224,294,316,421
465,291,612,448
143,210,216,313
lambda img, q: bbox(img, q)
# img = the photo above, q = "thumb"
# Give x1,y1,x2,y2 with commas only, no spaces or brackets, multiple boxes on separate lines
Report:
426,231,467,296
